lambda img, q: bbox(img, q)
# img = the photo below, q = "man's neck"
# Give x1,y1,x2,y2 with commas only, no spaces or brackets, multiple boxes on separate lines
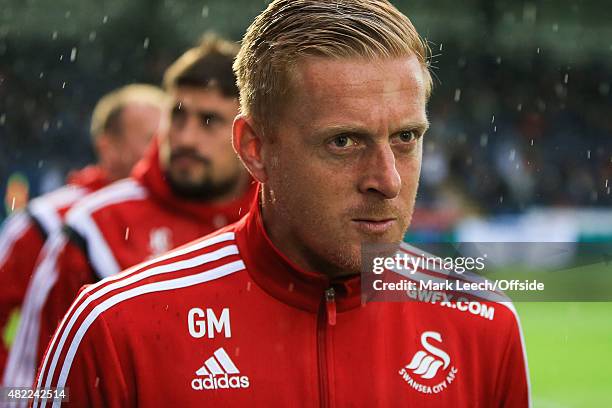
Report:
259,189,356,279
99,163,124,183
206,172,252,205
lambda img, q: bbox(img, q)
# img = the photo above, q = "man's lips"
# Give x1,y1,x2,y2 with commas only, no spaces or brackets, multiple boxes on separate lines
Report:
350,218,397,234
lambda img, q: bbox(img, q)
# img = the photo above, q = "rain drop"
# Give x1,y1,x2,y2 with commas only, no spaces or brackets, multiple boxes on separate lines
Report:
563,73,569,84
454,88,461,102
37,160,44,168
52,31,58,40
64,10,71,18
0,114,5,125
103,15,108,24
143,37,150,49
42,121,50,131
586,150,591,159
480,134,488,147
552,23,559,32
62,81,66,89
70,47,77,62
124,227,130,241
509,149,516,162
530,139,534,146
89,31,97,42
201,6,209,17
517,103,523,111
491,115,495,124
39,72,44,79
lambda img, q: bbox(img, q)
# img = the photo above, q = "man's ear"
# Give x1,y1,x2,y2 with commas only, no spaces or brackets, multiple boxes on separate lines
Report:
94,134,112,161
233,115,267,183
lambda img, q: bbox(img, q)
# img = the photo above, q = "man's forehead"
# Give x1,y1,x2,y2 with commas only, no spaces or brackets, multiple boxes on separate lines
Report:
170,86,230,105
287,55,428,129
293,55,426,99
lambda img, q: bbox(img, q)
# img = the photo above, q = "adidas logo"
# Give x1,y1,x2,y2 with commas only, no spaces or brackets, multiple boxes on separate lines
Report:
191,347,250,390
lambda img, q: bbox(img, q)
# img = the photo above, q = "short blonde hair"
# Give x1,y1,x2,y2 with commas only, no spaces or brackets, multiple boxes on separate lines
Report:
234,0,432,135
90,84,166,140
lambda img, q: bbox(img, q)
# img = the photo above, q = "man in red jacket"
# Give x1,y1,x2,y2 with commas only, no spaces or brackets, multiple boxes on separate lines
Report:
6,35,255,390
0,84,164,375
33,1,530,407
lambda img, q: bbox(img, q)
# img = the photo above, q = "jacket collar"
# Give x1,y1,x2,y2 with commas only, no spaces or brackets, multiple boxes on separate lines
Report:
132,140,256,226
235,186,362,314
66,165,110,191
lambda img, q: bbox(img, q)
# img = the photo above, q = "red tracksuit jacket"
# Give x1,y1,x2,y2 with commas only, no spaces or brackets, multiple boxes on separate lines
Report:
0,166,108,375
9,144,255,390
33,193,530,407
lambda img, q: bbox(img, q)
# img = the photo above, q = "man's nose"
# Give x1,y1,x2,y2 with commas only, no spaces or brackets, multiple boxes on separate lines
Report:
357,143,401,199
173,113,202,146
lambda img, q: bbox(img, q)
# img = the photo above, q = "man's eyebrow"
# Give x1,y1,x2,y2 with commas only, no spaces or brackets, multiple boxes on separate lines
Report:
313,120,430,139
395,119,430,135
312,125,371,139
197,110,223,118
172,107,225,119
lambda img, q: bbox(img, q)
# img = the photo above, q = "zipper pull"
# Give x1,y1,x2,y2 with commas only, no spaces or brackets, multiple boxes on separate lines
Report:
325,287,336,326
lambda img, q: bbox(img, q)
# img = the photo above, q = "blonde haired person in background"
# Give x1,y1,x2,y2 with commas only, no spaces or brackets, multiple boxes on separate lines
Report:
0,83,164,377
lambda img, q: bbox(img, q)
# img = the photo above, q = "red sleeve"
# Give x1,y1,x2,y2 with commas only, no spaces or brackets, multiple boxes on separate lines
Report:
0,214,45,373
33,305,129,407
37,239,96,366
495,310,531,408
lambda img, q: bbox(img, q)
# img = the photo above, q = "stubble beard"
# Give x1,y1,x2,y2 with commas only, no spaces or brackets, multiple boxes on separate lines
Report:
166,166,241,201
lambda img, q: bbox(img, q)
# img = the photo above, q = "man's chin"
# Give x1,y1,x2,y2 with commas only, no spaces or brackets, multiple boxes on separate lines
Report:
166,172,210,200
318,240,366,277
166,171,241,201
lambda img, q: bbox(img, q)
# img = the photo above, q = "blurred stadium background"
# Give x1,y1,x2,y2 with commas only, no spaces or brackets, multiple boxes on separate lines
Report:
0,0,610,406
